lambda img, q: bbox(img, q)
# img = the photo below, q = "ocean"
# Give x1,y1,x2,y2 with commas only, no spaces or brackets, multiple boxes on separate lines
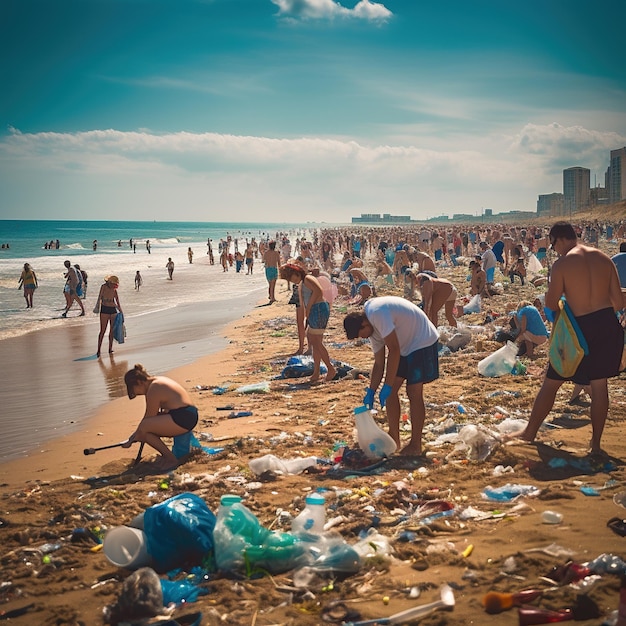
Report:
0,219,329,463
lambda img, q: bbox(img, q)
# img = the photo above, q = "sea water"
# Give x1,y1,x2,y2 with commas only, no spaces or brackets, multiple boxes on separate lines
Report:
0,219,328,462
0,220,319,340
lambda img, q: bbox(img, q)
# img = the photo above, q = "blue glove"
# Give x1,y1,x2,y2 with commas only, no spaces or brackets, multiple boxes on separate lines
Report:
379,384,392,408
363,388,375,409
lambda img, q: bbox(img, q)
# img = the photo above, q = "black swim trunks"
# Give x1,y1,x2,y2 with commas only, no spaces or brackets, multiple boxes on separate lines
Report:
100,305,117,315
169,405,199,431
547,307,624,384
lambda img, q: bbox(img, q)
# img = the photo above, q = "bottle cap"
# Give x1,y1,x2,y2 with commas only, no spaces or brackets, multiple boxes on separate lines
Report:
221,494,242,505
305,493,325,505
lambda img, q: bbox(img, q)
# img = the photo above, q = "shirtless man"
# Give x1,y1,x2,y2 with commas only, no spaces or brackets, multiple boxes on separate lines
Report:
414,251,437,275
511,222,624,454
469,260,490,298
263,241,281,303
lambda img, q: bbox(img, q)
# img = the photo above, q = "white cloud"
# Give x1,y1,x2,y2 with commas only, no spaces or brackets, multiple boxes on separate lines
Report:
511,123,626,175
0,124,619,221
271,0,392,22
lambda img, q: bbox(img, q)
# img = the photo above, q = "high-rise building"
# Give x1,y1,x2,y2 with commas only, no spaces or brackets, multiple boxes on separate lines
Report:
537,193,564,217
608,147,626,204
563,167,590,215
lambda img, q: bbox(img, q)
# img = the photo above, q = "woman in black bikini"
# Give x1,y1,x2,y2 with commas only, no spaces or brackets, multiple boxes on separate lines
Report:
96,275,122,357
123,364,199,470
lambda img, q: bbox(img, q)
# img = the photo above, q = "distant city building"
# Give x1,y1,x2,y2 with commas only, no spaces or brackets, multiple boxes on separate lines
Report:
608,147,626,204
537,192,564,217
351,213,414,224
563,166,590,215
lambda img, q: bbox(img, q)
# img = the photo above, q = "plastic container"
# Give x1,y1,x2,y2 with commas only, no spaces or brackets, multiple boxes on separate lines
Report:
213,494,306,574
103,525,152,569
248,454,317,476
542,510,563,524
478,341,518,377
292,493,326,535
354,405,397,460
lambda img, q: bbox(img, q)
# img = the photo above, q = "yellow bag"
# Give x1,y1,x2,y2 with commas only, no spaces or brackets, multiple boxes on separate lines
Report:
548,299,588,378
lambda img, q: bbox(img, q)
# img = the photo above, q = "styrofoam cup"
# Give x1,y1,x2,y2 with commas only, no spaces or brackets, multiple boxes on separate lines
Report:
103,525,151,569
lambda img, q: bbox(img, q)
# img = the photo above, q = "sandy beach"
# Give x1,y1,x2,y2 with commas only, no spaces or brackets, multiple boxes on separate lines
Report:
0,238,625,626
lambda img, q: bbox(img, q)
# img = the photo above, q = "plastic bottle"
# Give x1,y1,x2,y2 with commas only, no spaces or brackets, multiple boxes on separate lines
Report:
292,493,326,535
213,494,269,572
213,494,307,575
354,405,397,460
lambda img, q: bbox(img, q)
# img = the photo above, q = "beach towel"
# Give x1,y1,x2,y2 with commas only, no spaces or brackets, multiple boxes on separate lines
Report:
549,299,588,378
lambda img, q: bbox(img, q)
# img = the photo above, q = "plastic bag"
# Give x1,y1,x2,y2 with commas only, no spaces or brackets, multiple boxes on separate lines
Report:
280,355,327,379
143,493,216,573
464,294,481,314
235,381,270,394
161,578,209,605
478,341,518,377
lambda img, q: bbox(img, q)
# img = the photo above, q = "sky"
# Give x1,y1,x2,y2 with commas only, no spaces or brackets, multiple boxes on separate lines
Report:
1,0,625,224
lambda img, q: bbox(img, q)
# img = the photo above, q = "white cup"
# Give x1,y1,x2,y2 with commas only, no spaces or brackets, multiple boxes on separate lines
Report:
103,525,152,569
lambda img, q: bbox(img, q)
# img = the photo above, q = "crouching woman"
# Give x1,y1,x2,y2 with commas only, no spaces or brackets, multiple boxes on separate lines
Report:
122,364,199,470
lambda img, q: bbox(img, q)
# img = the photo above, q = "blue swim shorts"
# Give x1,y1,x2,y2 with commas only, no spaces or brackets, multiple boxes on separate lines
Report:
486,267,495,283
307,301,330,332
397,341,440,385
265,266,278,281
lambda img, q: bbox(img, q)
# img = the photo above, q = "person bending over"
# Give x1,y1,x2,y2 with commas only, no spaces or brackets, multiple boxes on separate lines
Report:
123,364,199,471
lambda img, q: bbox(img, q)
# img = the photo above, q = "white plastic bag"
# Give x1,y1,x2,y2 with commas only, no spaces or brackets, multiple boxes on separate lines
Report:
464,294,481,314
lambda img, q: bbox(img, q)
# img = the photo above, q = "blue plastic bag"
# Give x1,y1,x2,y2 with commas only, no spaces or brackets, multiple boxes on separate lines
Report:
113,312,125,344
280,355,327,379
143,493,216,573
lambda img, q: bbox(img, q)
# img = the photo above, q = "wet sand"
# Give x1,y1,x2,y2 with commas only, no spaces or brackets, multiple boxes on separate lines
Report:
0,289,265,463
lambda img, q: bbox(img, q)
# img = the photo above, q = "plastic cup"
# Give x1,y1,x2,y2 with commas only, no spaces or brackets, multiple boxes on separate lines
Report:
103,525,152,569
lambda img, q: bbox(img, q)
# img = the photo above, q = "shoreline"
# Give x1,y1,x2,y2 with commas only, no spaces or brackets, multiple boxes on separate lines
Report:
0,295,277,487
0,284,267,465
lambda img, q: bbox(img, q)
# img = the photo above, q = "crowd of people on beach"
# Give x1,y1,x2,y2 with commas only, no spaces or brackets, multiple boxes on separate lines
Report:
258,219,626,465
11,218,626,467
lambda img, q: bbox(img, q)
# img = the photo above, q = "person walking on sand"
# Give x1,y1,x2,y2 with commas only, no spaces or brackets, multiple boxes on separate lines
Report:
18,262,38,308
280,262,336,383
122,364,199,471
95,275,122,357
508,222,624,454
343,296,440,456
166,258,174,280
134,270,143,291
61,260,85,317
263,241,281,303
187,247,193,264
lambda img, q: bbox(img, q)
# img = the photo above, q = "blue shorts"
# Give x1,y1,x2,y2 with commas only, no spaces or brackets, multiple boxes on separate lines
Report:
307,301,330,331
397,341,440,385
265,266,278,281
486,267,495,283
434,249,442,261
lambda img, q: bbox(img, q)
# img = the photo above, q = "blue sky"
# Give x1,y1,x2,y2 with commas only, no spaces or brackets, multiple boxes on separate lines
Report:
1,0,625,223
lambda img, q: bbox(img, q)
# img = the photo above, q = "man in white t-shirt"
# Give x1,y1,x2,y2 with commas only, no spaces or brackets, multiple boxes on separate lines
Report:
343,296,440,456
